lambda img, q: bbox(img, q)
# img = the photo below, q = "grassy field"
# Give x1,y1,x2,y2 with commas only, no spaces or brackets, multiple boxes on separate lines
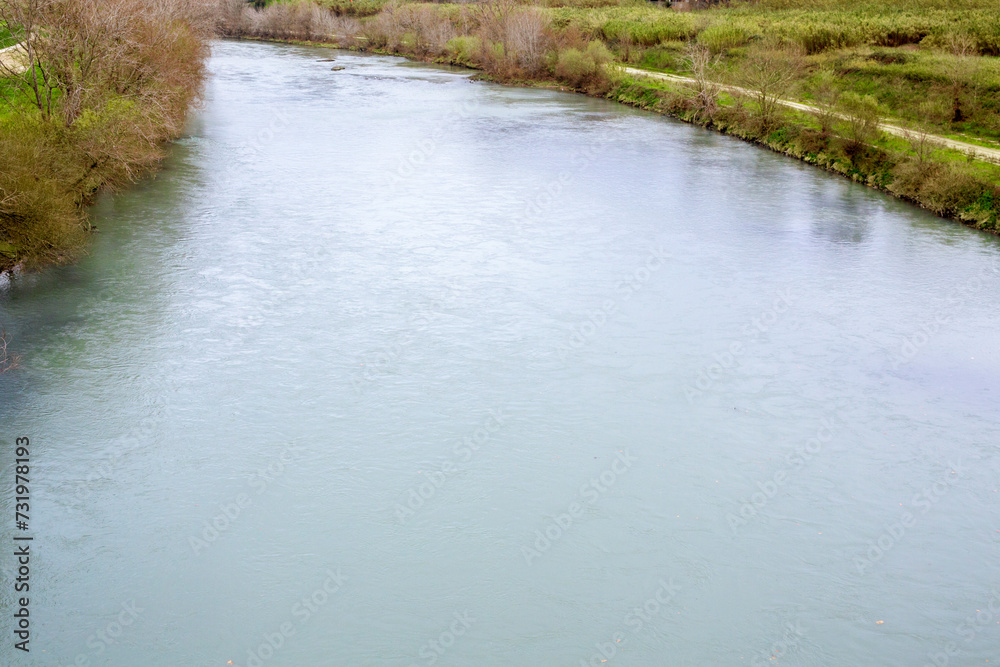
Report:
574,1,1000,144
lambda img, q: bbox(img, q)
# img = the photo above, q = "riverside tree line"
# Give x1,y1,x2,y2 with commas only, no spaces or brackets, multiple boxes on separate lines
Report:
0,0,213,272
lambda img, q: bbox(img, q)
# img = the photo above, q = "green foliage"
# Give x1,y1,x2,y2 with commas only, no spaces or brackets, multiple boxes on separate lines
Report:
635,43,685,70
736,0,1000,11
554,47,590,82
488,40,506,63
837,91,886,146
601,14,697,46
0,0,208,272
586,39,613,65
540,0,645,8
888,158,994,222
0,22,18,48
785,22,856,54
0,116,86,270
446,35,480,66
697,21,756,53
552,41,611,86
315,0,388,18
552,1,1000,56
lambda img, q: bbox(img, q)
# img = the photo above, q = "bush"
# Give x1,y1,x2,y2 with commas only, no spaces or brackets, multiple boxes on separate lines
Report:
837,91,886,147
0,116,87,270
317,0,390,19
474,1,550,76
889,159,989,219
502,6,548,73
446,35,481,66
788,23,856,54
218,0,352,43
736,45,802,133
554,47,592,84
553,41,611,87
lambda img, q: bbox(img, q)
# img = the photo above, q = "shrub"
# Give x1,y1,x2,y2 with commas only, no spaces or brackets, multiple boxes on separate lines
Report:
796,127,831,155
475,1,550,77
0,116,86,270
447,35,481,65
309,4,339,41
789,23,856,54
889,159,988,218
586,40,613,66
502,7,547,73
683,43,720,121
837,91,885,147
217,0,248,35
318,0,390,19
218,1,350,43
736,45,802,133
552,41,610,87
331,14,362,46
554,47,592,85
362,5,405,49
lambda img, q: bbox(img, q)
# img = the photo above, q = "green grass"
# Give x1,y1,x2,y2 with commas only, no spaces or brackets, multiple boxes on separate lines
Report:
585,0,1000,147
313,0,390,17
552,1,1000,55
0,23,18,49
784,48,1000,141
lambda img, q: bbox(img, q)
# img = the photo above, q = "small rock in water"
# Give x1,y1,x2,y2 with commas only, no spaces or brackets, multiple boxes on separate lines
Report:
331,66,345,71
317,58,336,62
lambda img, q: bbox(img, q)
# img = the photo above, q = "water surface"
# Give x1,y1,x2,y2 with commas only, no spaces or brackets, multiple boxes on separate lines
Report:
1,40,999,666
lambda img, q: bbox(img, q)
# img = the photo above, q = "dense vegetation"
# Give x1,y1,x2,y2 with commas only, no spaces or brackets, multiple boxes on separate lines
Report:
0,0,212,272
219,0,1000,231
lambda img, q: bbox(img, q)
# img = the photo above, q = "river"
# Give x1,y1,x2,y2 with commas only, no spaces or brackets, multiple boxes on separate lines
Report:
1,40,999,666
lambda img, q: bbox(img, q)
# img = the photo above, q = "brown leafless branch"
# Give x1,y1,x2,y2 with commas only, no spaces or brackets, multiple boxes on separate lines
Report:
0,328,19,375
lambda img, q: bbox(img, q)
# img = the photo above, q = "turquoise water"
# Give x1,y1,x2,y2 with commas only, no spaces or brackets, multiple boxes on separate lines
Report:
1,40,999,666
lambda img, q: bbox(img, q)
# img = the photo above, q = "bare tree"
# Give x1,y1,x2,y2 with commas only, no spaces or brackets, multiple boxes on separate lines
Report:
684,42,720,121
737,45,802,133
837,91,885,149
809,70,840,134
474,0,546,77
945,33,980,124
0,328,18,375
1,0,210,125
0,0,56,119
904,100,944,163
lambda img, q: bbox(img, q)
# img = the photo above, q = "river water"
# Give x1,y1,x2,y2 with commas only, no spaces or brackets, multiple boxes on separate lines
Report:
2,40,999,666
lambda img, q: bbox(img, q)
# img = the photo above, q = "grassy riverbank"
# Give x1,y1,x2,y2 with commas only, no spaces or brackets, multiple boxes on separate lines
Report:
220,0,1000,232
0,1,212,273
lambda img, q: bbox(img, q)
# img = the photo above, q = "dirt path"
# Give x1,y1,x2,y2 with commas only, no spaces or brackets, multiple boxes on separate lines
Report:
622,66,1000,166
0,42,29,76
